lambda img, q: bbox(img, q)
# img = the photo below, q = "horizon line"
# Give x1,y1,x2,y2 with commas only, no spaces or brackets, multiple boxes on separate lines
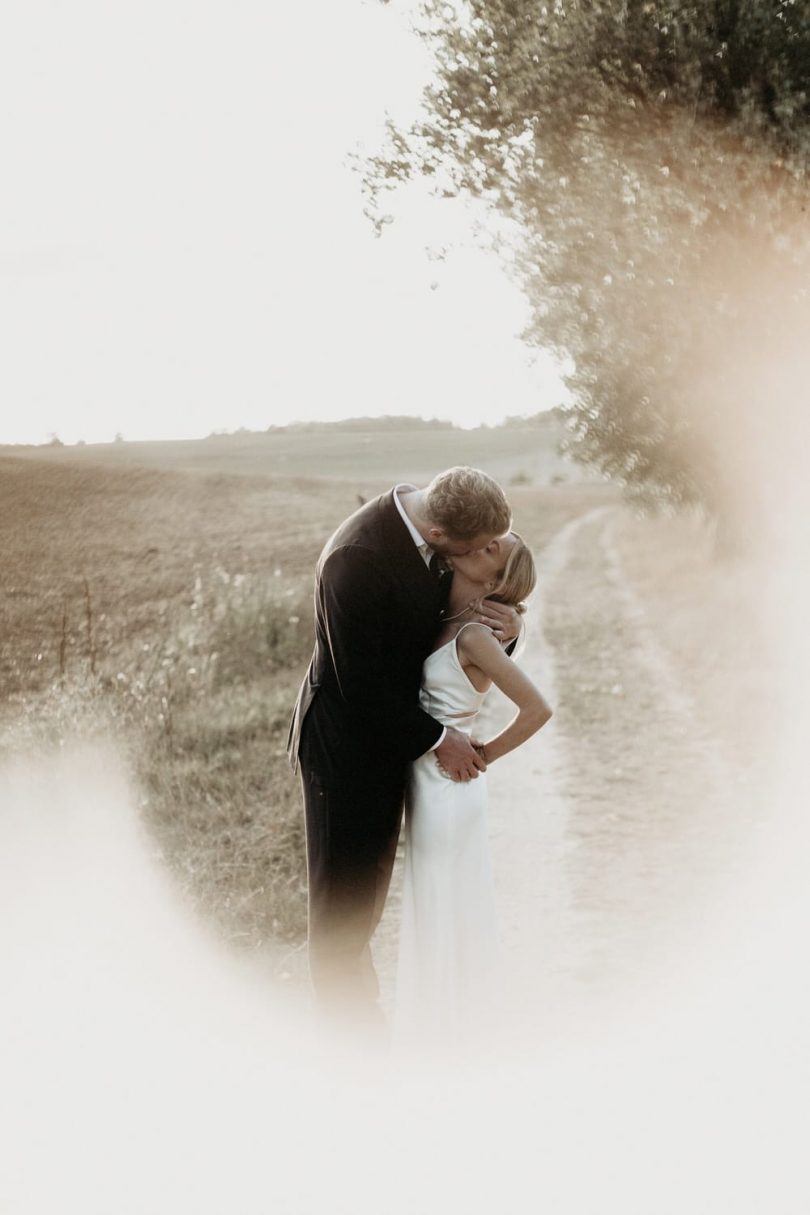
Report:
0,409,561,449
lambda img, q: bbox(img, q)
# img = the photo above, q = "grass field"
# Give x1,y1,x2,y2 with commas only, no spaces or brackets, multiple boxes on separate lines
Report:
2,415,583,487
1,424,610,951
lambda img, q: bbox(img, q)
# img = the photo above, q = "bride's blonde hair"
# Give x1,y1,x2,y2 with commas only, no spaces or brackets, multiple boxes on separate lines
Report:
487,533,536,615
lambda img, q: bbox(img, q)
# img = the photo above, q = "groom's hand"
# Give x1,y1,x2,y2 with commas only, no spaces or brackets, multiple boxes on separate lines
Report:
478,599,522,643
435,727,486,783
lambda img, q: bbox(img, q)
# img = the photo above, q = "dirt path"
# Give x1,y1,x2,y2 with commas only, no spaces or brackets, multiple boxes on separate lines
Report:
373,505,758,1034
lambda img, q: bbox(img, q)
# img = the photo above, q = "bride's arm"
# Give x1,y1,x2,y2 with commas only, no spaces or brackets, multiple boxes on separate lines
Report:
458,624,552,764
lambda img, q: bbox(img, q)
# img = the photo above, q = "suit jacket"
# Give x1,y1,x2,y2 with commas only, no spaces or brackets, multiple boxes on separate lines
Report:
287,490,451,787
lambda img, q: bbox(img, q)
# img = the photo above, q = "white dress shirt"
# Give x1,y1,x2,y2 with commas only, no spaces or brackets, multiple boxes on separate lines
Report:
393,483,433,566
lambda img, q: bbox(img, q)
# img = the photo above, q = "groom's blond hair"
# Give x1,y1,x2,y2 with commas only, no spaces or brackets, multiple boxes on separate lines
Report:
424,466,511,541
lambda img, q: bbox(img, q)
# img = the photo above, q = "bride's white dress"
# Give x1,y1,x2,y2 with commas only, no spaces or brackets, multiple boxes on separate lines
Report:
395,623,500,1047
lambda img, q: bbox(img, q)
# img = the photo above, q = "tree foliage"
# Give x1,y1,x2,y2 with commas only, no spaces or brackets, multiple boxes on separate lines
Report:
363,0,810,511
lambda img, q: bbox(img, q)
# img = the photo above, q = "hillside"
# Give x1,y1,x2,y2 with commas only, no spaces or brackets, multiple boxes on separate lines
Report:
1,415,589,486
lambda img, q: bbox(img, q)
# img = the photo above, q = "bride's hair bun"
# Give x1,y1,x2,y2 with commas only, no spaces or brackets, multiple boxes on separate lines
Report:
489,533,536,609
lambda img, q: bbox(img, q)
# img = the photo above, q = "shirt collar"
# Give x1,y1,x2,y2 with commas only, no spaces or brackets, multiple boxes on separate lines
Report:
393,483,429,551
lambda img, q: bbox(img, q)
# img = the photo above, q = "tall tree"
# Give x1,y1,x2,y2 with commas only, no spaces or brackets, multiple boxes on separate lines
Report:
363,0,810,514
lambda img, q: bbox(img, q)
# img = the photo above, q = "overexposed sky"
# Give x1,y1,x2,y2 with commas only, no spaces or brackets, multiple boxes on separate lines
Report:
0,0,566,445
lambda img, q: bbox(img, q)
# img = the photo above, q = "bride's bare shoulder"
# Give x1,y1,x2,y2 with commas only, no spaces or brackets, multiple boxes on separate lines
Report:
455,621,503,661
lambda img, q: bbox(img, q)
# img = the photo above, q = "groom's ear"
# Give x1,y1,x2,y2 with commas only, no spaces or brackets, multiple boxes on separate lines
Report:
488,533,512,555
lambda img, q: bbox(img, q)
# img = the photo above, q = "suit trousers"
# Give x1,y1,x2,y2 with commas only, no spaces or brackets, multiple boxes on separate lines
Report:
300,764,405,1030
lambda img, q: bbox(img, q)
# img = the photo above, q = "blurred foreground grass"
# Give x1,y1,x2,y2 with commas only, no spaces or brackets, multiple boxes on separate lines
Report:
3,564,316,945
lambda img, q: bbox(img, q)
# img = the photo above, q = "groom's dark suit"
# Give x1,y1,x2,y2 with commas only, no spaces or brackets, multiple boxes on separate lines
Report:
288,489,451,1019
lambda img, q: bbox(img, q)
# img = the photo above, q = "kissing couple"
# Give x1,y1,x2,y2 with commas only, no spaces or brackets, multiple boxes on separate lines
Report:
288,466,552,1045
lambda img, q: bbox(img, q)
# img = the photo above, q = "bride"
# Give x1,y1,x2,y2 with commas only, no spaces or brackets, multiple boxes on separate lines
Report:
395,532,552,1049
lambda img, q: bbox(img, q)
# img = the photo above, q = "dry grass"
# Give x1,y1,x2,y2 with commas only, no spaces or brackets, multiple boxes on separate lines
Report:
0,455,357,700
3,572,315,946
2,434,607,953
0,455,358,946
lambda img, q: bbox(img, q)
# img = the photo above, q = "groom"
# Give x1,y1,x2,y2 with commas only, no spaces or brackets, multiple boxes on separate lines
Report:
287,466,519,1028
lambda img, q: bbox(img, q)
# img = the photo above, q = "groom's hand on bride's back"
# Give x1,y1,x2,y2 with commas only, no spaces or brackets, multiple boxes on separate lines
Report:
478,599,522,644
434,727,486,783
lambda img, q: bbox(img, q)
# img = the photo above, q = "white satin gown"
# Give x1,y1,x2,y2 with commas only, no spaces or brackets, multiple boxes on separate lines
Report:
395,623,500,1047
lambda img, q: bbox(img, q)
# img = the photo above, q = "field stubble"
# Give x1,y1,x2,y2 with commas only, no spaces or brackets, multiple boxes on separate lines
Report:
1,440,607,954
